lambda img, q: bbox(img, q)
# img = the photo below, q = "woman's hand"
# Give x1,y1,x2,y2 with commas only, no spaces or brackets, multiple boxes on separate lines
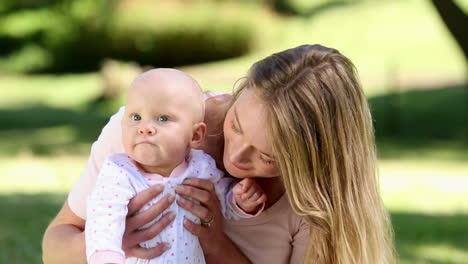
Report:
175,178,225,256
175,178,251,264
122,185,176,259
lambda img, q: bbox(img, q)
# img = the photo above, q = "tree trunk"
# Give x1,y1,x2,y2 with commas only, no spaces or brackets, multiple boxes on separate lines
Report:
430,0,468,62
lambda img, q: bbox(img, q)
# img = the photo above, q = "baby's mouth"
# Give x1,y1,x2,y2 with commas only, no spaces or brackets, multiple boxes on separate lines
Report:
138,140,155,145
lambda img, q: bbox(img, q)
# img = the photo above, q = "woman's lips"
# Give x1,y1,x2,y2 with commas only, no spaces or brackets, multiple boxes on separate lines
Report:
232,161,248,171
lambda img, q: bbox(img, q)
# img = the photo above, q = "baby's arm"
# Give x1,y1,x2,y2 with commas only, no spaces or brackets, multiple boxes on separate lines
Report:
86,156,136,264
232,178,266,214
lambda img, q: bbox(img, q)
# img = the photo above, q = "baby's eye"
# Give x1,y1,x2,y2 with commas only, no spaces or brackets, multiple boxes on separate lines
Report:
158,115,169,122
131,114,141,121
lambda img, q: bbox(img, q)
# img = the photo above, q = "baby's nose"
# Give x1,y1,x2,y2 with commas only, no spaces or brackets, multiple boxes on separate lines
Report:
138,125,156,135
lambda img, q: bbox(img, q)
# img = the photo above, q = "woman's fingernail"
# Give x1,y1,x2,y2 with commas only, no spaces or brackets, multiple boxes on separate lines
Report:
175,185,183,192
167,195,175,203
155,185,163,192
177,197,186,204
168,212,176,220
163,243,171,250
183,179,191,184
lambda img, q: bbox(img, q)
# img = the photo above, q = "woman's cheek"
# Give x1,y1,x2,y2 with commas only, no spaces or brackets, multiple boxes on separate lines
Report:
253,160,280,178
264,164,280,177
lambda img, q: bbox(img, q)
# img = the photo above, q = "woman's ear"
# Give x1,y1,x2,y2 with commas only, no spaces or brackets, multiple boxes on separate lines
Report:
190,122,207,149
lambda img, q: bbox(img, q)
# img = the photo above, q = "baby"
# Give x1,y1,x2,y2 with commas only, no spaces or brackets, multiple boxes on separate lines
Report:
85,69,266,264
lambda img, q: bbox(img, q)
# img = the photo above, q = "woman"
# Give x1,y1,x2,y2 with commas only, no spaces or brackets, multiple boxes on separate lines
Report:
43,44,395,264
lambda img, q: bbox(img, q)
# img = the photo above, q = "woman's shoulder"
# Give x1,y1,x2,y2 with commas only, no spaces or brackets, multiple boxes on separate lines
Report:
200,92,231,168
223,194,309,264
203,91,230,100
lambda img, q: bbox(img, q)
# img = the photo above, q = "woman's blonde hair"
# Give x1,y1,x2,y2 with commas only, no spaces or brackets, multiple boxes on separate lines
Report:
233,45,395,264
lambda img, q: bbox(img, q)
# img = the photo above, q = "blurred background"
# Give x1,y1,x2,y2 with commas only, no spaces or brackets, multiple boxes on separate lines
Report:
0,0,467,263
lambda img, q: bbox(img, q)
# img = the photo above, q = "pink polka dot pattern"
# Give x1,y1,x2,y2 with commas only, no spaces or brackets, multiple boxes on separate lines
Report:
86,150,245,264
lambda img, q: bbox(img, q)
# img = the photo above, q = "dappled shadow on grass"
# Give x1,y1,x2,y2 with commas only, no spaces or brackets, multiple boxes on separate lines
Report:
0,193,67,264
391,211,468,263
369,83,468,159
0,104,109,156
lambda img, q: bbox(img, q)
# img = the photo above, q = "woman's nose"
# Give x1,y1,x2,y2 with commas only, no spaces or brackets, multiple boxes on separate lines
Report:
230,143,251,163
138,123,156,136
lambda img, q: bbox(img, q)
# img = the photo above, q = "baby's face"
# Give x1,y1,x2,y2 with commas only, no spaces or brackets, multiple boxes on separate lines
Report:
122,70,204,173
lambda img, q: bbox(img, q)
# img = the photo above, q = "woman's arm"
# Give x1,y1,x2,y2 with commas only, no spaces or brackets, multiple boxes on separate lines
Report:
289,218,310,264
176,178,252,264
42,202,86,264
42,185,175,264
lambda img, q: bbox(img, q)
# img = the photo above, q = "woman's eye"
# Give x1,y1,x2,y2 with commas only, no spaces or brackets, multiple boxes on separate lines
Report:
260,155,275,165
158,115,169,122
231,120,240,133
131,114,141,121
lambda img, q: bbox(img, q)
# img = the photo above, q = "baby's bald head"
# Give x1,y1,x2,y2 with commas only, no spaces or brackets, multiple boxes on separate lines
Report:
122,68,207,172
128,68,205,123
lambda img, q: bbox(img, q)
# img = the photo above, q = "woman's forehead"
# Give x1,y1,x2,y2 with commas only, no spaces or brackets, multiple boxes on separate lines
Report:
232,89,273,155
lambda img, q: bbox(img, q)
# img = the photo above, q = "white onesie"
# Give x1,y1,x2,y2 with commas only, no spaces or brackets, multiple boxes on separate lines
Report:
85,149,253,264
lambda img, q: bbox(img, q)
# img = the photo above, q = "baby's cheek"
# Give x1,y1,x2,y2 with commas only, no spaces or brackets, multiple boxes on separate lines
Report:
165,133,189,154
121,134,133,153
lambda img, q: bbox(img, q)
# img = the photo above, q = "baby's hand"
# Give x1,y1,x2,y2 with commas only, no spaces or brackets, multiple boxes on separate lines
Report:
233,178,266,214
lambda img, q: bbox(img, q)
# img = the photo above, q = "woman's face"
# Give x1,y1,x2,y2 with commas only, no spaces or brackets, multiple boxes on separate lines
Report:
223,89,280,179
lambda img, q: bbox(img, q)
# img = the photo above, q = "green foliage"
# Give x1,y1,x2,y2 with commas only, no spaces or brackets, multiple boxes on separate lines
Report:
0,0,60,14
0,0,255,73
107,1,253,68
0,44,52,72
263,0,360,16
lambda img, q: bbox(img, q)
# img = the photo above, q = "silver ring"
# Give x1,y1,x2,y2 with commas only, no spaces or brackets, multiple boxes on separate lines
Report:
200,214,214,227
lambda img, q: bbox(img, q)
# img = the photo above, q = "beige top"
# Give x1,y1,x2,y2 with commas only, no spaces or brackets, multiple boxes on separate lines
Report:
223,194,309,264
68,93,310,264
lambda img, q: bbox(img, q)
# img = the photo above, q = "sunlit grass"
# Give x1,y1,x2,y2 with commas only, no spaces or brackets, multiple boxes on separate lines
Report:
0,155,86,194
0,73,101,108
179,0,468,96
380,159,468,213
3,154,467,211
406,244,468,264
254,0,467,92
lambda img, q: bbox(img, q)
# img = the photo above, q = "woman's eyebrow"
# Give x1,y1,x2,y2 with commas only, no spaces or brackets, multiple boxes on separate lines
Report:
234,107,244,133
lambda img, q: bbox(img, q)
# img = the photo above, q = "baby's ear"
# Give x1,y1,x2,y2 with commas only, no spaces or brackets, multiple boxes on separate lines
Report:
190,122,206,149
